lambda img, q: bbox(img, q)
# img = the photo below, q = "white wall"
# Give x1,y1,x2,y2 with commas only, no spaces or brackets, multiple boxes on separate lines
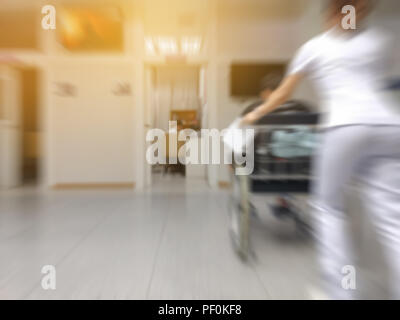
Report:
0,66,22,188
47,61,135,185
372,1,400,75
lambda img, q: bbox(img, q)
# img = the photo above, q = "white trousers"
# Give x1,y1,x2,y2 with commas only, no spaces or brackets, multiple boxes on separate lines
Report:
312,125,400,299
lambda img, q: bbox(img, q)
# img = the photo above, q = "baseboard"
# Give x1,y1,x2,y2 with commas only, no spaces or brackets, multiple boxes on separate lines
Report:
52,183,135,190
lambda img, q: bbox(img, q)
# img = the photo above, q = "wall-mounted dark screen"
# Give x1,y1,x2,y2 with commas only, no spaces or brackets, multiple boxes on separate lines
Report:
231,63,287,97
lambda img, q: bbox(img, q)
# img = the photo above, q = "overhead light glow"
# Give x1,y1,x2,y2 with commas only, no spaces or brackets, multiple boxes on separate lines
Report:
181,37,202,55
145,37,156,55
144,36,202,56
157,37,178,55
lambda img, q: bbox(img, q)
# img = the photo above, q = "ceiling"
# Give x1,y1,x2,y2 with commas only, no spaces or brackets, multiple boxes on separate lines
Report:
218,0,310,20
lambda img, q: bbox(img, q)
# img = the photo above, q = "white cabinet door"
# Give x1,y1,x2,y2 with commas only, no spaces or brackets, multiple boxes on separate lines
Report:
0,66,22,188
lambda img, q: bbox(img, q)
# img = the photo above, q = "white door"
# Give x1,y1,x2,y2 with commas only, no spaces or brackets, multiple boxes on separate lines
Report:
0,65,22,188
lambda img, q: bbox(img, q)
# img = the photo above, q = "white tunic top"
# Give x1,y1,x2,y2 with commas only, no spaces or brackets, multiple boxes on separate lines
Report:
287,27,400,128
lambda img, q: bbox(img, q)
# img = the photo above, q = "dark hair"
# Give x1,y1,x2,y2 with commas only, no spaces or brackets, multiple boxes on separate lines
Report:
325,0,375,17
259,73,283,93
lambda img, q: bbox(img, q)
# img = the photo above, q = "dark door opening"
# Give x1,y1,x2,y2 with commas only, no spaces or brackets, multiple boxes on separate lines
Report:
152,65,201,178
20,68,40,184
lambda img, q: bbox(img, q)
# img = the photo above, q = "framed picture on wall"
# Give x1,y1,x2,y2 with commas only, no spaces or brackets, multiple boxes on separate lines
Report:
57,5,124,52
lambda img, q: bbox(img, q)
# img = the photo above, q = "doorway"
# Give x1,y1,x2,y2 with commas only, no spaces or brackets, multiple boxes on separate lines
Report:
0,65,41,189
144,64,207,188
19,67,40,184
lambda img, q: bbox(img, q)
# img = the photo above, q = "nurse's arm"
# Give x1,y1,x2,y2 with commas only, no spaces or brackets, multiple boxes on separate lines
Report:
241,73,303,126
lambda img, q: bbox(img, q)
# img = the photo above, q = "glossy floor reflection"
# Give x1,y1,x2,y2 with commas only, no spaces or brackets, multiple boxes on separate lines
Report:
0,176,386,299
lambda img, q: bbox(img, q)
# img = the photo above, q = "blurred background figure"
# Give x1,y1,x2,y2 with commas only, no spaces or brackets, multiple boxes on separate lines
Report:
241,73,283,117
242,0,400,299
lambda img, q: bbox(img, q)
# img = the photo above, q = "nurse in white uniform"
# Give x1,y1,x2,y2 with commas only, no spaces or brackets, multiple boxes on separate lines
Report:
241,0,400,299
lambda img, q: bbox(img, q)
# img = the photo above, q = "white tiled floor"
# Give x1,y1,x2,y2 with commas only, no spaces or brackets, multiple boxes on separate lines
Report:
0,175,387,299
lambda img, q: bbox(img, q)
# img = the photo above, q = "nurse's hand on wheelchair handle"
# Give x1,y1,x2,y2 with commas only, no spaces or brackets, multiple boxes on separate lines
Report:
240,111,260,127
